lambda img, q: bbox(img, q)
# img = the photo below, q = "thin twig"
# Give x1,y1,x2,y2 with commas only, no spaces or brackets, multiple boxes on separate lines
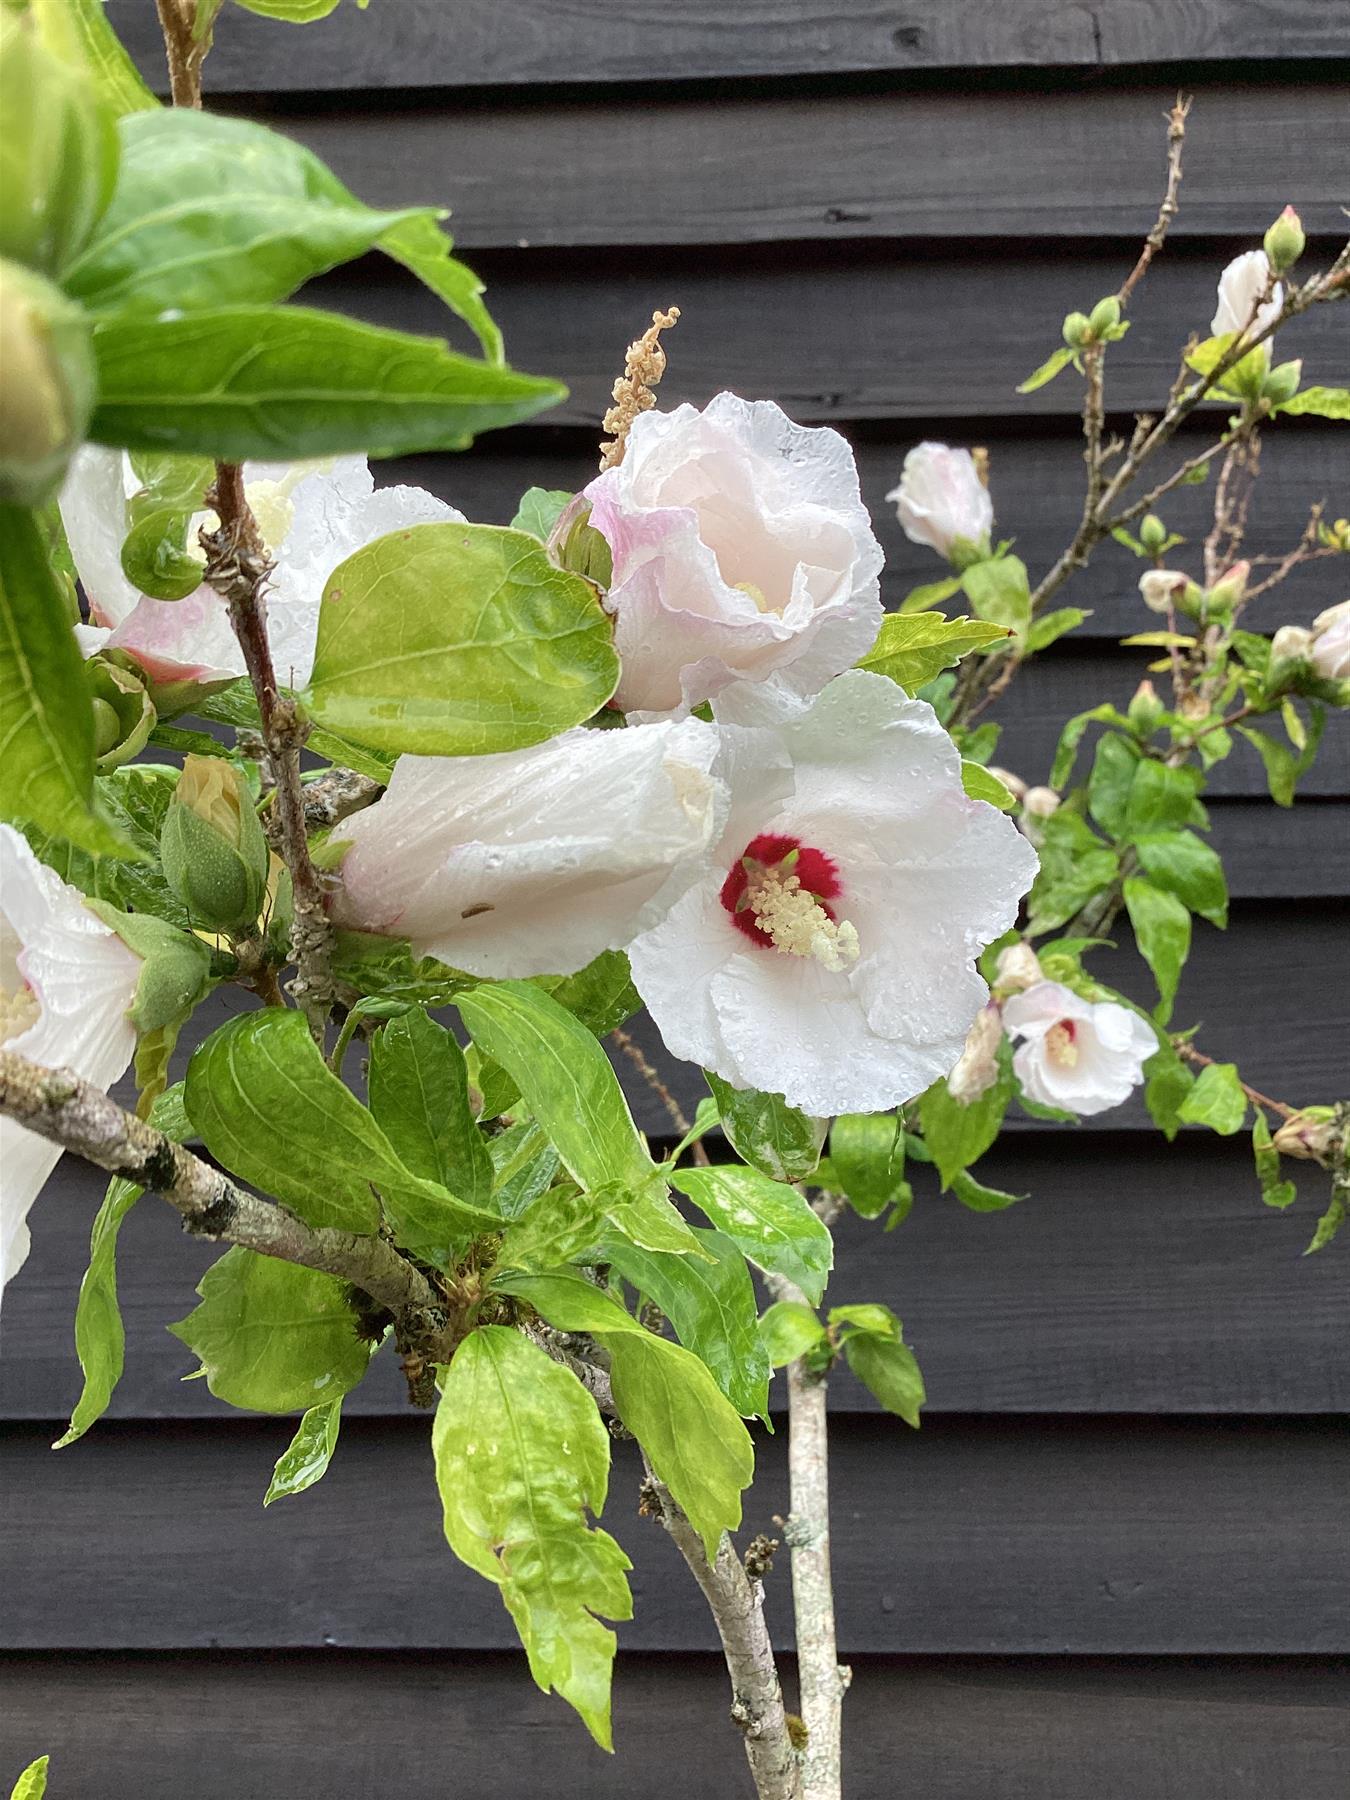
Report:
610,1026,710,1164
1243,504,1331,600
153,0,209,107
1116,96,1191,307
1176,1042,1297,1120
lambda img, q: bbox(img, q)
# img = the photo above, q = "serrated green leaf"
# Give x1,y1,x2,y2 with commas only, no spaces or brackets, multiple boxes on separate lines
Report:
828,1112,906,1218
89,305,564,462
856,611,1010,693
170,1246,371,1413
497,1186,605,1273
511,487,574,540
433,1326,632,1749
1305,1180,1347,1254
703,1072,825,1183
1142,1036,1194,1140
536,950,641,1039
606,1230,771,1421
758,1300,826,1367
264,1398,344,1504
1176,1061,1247,1136
329,930,471,1007
489,1119,560,1220
1133,830,1228,927
1123,875,1191,1023
1275,385,1350,420
20,763,185,922
307,523,617,758
1251,1113,1297,1212
918,1047,1013,1190
368,1008,493,1208
961,761,1018,810
1016,344,1075,393
670,1165,833,1304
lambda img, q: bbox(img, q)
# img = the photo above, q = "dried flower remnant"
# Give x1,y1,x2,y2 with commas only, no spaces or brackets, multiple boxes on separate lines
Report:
598,307,681,471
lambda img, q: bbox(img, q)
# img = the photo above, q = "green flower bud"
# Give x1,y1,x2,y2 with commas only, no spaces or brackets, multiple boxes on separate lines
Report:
1138,514,1169,555
1127,678,1165,735
1262,205,1305,275
1272,1106,1340,1165
0,258,95,505
1061,311,1091,349
1206,559,1249,613
84,902,214,1039
0,14,118,276
85,651,156,772
160,756,271,935
547,496,613,589
1087,295,1121,337
1261,358,1302,406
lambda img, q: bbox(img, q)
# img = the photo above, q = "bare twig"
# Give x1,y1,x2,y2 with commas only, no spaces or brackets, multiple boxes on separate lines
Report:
301,768,384,830
1175,1042,1298,1120
153,0,210,107
1116,96,1191,306
610,1026,711,1165
1243,504,1332,600
642,1466,803,1800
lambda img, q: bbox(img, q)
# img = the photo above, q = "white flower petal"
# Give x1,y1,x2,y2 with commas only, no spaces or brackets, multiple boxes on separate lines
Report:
887,442,993,560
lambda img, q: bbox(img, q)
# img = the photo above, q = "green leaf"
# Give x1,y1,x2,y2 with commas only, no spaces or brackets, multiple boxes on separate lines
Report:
264,1398,344,1504
1142,1036,1194,1140
231,0,346,20
329,929,470,1008
1133,830,1228,927
30,0,158,115
20,764,184,924
829,1112,907,1218
961,761,1017,811
1050,702,1131,789
306,522,617,758
1025,808,1119,935
1306,1180,1348,1254
605,1230,771,1421
1016,344,1075,393
1176,1061,1247,1136
1123,759,1206,837
170,1246,371,1413
855,611,1010,692
496,1185,605,1273
368,1008,493,1209
758,1299,826,1367
534,950,641,1040
918,1048,1013,1190
186,1010,497,1255
89,305,564,462
492,1271,754,1562
950,1168,1024,1211
8,1756,49,1800
0,506,138,858
1026,607,1086,653
1275,385,1350,420
960,555,1031,640
489,1119,560,1219
670,1165,833,1304
458,982,654,1200
842,1331,925,1426
377,210,502,364
1251,1113,1296,1212
1087,732,1141,837
511,487,574,540
1122,875,1191,1024
1236,724,1297,807
703,1072,825,1183
433,1326,632,1750
896,574,964,613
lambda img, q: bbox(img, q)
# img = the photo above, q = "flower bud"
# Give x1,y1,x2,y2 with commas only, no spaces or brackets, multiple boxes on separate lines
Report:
1262,358,1302,406
1138,568,1189,614
985,765,1026,802
1262,205,1305,275
995,941,1043,994
1138,514,1169,555
0,258,95,505
946,1003,1003,1103
1022,786,1060,819
1061,311,1091,349
547,494,613,589
1317,517,1350,554
160,756,270,935
1088,295,1121,337
1272,1107,1340,1164
1309,600,1350,682
1206,560,1249,611
1127,678,1165,734
84,652,156,772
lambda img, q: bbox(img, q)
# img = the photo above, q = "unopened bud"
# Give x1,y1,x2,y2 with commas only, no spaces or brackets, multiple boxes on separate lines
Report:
1061,311,1091,349
1022,786,1060,819
1138,514,1169,555
946,1003,1004,1103
1317,517,1350,553
1262,205,1305,275
1138,568,1189,614
1207,560,1250,611
1310,600,1350,682
985,766,1026,802
85,652,155,772
547,494,613,588
0,258,95,505
1269,624,1313,666
160,756,270,934
1262,358,1302,406
1088,295,1121,337
1127,678,1165,734
1272,1107,1341,1164
994,941,1043,994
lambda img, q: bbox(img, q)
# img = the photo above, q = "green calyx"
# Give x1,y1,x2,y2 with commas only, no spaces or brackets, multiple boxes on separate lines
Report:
160,755,271,934
0,258,95,504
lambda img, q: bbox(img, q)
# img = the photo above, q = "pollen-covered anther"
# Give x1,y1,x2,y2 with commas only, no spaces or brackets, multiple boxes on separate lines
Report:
0,982,40,1045
744,866,860,971
1045,1019,1080,1068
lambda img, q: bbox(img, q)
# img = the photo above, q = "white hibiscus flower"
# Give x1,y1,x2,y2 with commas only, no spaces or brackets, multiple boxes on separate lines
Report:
1211,250,1283,373
1002,980,1156,1116
60,448,460,692
1,825,142,1308
886,442,993,563
627,671,1039,1115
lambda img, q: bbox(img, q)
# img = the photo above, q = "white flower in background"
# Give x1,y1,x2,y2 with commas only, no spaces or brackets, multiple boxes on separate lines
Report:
1211,250,1283,367
886,442,993,562
1,825,142,1309
1310,600,1350,681
331,720,726,978
582,393,883,719
627,671,1039,1116
1002,980,1155,1116
1022,786,1060,820
1138,569,1189,614
994,941,1043,994
946,1003,1004,1102
60,448,460,691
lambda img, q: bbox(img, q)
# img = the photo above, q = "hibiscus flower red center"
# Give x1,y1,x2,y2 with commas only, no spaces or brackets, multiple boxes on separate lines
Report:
1045,1018,1080,1068
718,834,858,969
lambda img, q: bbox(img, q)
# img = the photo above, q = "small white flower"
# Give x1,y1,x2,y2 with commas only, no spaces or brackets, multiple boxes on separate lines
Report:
1138,569,1189,614
886,442,993,562
946,1003,1004,1103
331,720,727,978
60,448,460,692
1,825,142,1307
1211,250,1283,367
1310,600,1350,682
583,393,883,719
1002,980,1155,1116
1022,786,1060,820
627,671,1039,1116
994,941,1043,994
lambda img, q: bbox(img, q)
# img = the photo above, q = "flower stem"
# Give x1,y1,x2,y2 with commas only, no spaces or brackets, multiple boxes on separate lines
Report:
1175,1041,1297,1120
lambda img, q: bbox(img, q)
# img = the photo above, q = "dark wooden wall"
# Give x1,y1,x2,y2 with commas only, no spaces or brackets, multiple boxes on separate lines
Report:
3,5,1349,1793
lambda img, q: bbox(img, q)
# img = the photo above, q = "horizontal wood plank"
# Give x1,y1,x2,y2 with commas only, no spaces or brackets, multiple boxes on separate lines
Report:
237,85,1350,249
308,244,1350,424
109,0,1350,92
3,1651,1347,1800
3,1416,1345,1653
3,1130,1343,1425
